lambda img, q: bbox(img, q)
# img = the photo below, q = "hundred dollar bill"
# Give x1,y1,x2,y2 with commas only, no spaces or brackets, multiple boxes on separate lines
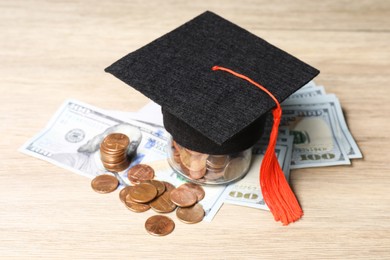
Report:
280,104,351,168
282,94,362,159
19,99,225,221
224,143,292,210
300,80,318,89
110,101,164,128
288,85,326,99
19,99,169,180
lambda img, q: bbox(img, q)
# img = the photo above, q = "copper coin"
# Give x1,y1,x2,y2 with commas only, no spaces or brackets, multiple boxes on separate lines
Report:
100,151,126,163
180,149,208,171
179,149,191,169
102,133,130,151
119,186,134,203
142,180,166,197
206,155,229,170
224,157,247,181
127,164,155,184
176,203,205,224
102,158,128,166
91,174,119,193
125,198,151,213
103,159,130,172
163,181,176,192
204,169,225,181
179,161,191,177
178,183,205,201
128,182,157,203
150,190,177,213
173,149,181,164
189,167,207,180
169,187,197,207
145,215,175,236
172,140,182,152
179,161,206,180
183,148,203,156
100,143,126,155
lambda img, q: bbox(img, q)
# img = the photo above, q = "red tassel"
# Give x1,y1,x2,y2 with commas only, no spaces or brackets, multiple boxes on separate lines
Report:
212,65,303,225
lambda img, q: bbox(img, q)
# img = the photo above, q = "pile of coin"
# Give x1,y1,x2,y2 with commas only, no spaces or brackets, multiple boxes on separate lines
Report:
171,140,250,184
100,133,131,172
91,163,205,236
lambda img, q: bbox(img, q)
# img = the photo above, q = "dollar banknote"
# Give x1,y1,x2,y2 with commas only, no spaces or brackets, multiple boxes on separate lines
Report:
300,80,318,89
19,99,226,221
279,104,351,168
288,85,326,99
224,142,293,210
20,99,169,180
282,94,362,159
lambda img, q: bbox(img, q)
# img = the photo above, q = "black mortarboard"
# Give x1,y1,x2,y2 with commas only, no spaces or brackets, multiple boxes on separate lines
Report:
105,11,319,155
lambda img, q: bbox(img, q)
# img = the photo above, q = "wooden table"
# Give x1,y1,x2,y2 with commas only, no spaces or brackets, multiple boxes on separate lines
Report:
1,0,389,259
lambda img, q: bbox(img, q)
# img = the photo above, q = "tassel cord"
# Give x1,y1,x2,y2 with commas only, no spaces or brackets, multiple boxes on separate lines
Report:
212,65,303,225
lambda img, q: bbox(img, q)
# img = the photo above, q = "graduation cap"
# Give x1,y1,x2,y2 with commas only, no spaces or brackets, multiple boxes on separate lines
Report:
105,11,319,225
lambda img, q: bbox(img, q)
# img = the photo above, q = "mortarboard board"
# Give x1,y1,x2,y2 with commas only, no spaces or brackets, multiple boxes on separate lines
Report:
105,11,319,225
105,11,319,154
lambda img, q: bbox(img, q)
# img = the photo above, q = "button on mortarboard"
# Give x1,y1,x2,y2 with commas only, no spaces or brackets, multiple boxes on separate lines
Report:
105,11,319,154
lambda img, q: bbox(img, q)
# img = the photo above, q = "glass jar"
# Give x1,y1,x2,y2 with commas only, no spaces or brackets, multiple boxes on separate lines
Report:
167,136,252,185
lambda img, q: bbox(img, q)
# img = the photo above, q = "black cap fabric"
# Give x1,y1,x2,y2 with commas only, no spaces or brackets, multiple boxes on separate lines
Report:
105,11,319,154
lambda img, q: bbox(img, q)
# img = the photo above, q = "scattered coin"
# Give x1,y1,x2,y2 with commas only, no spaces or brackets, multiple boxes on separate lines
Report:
145,215,175,236
128,182,157,203
93,158,206,236
91,174,119,194
163,181,176,192
125,197,151,213
170,187,197,207
127,164,155,184
119,186,134,204
178,183,205,201
143,179,166,197
149,190,177,213
176,203,205,224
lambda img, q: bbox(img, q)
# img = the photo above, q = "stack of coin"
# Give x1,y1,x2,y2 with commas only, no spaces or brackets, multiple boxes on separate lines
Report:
172,141,181,164
178,148,208,179
171,139,249,183
100,133,130,172
205,155,229,180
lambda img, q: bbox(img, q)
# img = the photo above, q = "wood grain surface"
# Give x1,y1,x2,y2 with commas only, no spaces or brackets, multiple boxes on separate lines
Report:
1,0,389,259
